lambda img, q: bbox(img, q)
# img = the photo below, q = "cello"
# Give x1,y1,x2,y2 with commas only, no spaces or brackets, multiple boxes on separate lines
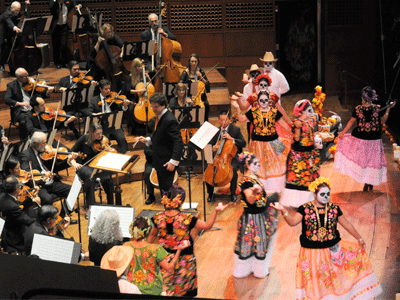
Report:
134,61,156,123
204,115,238,187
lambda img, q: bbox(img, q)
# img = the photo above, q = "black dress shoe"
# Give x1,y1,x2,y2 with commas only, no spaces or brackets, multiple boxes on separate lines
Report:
363,184,369,192
70,219,78,225
368,184,373,191
207,195,213,202
145,195,155,205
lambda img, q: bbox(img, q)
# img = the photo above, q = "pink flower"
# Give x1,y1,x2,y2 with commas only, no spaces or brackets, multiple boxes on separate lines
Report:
346,251,356,260
301,260,310,271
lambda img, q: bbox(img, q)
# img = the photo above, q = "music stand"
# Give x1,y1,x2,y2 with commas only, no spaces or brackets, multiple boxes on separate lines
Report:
89,151,139,205
84,111,123,136
163,82,194,102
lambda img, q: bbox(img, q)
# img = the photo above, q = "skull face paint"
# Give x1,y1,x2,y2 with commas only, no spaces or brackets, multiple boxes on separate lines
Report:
258,94,270,110
258,79,269,91
264,61,274,72
303,105,314,118
248,157,260,174
316,187,330,204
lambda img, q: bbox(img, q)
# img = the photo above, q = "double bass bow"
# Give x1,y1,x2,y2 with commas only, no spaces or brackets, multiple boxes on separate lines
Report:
204,114,238,188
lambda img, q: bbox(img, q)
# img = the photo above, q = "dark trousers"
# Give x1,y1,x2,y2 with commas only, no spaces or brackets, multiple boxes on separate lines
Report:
0,39,12,66
154,162,175,195
38,180,71,216
51,24,69,66
206,162,239,196
13,110,29,140
107,129,128,154
144,161,154,196
77,166,114,206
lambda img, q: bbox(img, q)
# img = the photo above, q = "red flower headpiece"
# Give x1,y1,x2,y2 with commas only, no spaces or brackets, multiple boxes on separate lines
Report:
255,74,272,86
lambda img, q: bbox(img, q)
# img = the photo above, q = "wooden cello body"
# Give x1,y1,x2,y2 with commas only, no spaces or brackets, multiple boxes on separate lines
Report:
134,62,156,123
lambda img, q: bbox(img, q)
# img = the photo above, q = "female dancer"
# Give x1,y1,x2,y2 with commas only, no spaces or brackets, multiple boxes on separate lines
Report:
334,86,395,191
124,216,189,295
149,186,227,297
271,177,382,300
179,53,210,120
169,82,193,108
280,99,321,207
232,90,291,192
234,152,279,278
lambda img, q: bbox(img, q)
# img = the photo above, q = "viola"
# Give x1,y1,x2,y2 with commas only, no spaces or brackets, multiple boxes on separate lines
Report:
92,135,117,153
72,72,94,85
40,145,86,161
40,107,74,122
134,62,156,123
204,115,238,187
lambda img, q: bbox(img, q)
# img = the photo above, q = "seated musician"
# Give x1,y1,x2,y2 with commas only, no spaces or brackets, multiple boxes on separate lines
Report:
3,156,41,219
121,58,151,136
25,95,80,140
179,53,210,121
86,23,124,83
56,60,97,93
0,1,30,72
70,122,116,210
141,13,176,72
206,110,246,203
0,175,35,255
4,68,52,140
169,82,193,108
88,79,129,154
19,132,74,211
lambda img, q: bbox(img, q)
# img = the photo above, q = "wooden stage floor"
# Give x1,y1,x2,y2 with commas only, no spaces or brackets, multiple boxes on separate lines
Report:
0,69,399,299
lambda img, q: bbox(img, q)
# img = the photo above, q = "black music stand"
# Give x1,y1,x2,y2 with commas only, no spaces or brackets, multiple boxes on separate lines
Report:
170,106,205,210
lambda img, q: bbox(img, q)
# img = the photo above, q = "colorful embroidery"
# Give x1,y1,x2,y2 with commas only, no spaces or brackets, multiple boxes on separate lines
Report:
287,149,320,187
238,176,266,208
292,118,315,147
355,105,381,132
251,107,279,136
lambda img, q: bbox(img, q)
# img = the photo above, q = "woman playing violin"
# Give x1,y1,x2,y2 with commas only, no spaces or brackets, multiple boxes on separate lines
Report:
179,53,210,121
169,82,193,108
70,122,116,209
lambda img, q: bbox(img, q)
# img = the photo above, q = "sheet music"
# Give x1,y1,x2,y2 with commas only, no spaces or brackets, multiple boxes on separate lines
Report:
43,16,53,32
0,218,5,236
66,175,83,211
87,205,135,238
31,234,81,264
189,121,219,150
97,152,131,170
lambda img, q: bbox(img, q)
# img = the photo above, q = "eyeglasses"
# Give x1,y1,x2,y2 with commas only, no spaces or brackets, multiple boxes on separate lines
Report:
264,62,273,66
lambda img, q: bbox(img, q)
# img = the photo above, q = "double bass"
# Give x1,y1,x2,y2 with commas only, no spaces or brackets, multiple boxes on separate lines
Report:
204,115,238,187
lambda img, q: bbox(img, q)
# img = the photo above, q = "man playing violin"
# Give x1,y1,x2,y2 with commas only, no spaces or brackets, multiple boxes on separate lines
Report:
57,60,97,92
4,68,52,139
0,1,30,72
206,110,246,203
19,132,75,211
70,122,116,209
25,95,80,140
88,79,129,154
0,175,35,255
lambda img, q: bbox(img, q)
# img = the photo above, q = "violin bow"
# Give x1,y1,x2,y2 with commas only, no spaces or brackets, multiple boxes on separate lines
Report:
28,161,37,189
50,140,60,175
51,102,61,132
70,68,92,89
30,73,40,98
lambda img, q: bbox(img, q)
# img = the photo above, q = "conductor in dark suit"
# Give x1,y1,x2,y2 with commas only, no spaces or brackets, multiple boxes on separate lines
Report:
0,1,30,71
48,0,75,68
88,79,129,153
138,93,183,203
0,176,35,254
206,110,246,202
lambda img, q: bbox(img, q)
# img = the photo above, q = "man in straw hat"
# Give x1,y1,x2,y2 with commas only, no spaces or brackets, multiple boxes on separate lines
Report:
260,51,290,100
101,246,141,294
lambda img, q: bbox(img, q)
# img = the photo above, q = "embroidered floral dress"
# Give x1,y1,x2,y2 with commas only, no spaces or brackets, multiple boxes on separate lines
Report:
294,202,382,299
152,211,198,297
123,242,168,295
235,176,278,259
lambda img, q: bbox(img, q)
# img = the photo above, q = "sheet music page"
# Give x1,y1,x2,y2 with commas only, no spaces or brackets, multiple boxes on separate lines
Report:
97,152,131,170
31,234,81,264
189,121,219,150
87,205,135,238
66,175,83,211
0,218,5,236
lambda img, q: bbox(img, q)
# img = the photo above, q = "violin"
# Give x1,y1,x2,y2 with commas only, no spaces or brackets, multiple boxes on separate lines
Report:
204,115,238,187
50,216,65,236
40,145,86,161
23,78,60,93
92,135,117,153
39,106,74,122
18,185,41,209
98,91,132,106
19,169,49,184
134,62,156,123
72,72,94,85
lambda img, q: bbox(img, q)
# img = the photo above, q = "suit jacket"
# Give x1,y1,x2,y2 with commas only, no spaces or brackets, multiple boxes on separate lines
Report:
209,124,246,164
141,26,176,42
0,193,35,252
88,95,125,132
19,146,70,185
24,110,67,136
4,79,48,120
151,110,183,167
0,6,29,45
48,0,73,34
56,75,72,89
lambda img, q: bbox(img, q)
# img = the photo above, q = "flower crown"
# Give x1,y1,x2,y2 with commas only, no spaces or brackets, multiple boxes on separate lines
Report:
308,177,331,193
129,217,152,240
238,151,255,164
293,99,311,117
161,194,182,209
255,74,272,86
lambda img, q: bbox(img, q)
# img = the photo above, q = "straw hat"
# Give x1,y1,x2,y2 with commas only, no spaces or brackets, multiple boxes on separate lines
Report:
245,64,263,77
100,246,134,277
259,52,278,62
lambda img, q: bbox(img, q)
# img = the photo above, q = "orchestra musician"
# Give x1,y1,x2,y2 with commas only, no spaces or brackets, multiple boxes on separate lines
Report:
4,68,52,140
88,79,129,154
168,82,193,108
48,0,76,69
24,95,79,140
206,110,246,203
70,122,116,209
0,1,30,72
179,53,210,121
137,93,183,200
56,60,97,92
0,175,35,255
19,132,74,210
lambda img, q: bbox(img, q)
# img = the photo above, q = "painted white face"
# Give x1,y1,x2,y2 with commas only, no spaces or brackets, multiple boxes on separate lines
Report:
248,157,260,174
264,61,274,72
314,134,323,149
258,79,269,92
303,105,314,118
258,94,270,110
316,187,330,204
